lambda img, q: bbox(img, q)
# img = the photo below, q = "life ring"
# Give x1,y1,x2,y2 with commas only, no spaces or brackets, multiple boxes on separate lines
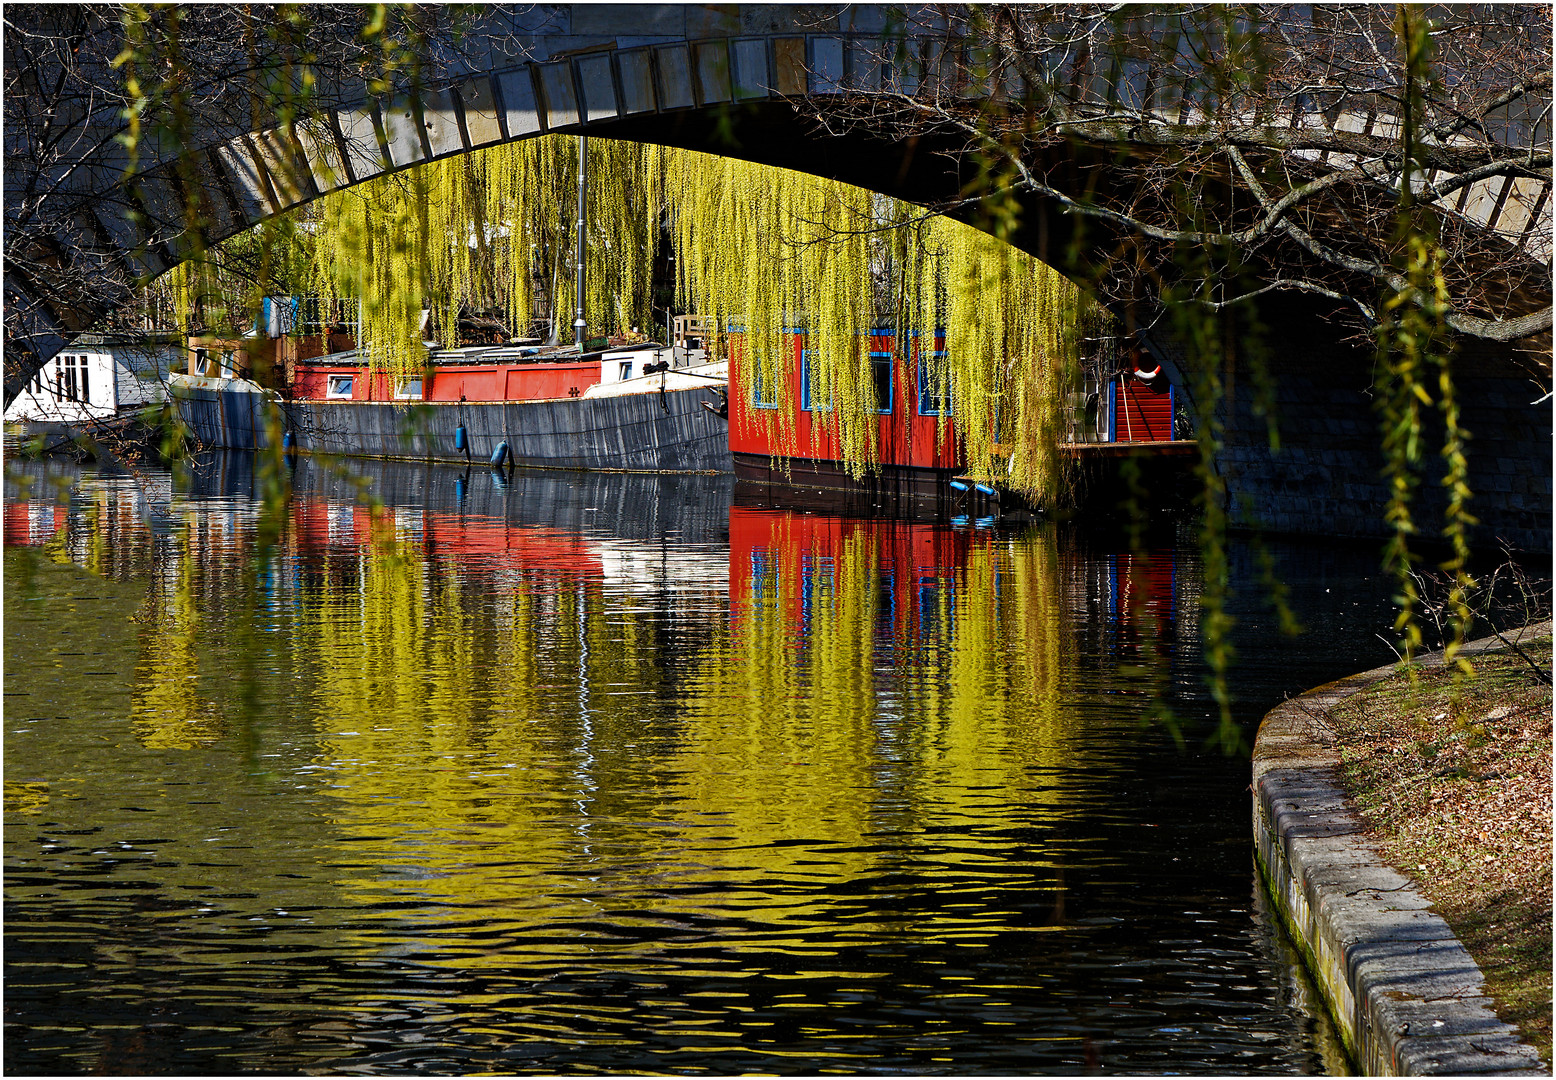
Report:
1132,363,1161,382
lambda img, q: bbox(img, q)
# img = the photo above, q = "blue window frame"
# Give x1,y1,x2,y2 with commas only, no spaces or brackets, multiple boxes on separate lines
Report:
869,352,894,414
752,361,779,409
800,350,831,411
917,351,951,415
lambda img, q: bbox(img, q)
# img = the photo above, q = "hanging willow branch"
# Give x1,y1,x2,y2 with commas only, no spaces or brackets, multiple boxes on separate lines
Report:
660,148,1085,501
788,5,1552,373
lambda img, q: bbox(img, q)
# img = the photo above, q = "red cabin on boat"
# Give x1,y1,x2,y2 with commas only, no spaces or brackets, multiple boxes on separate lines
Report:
1101,370,1176,444
727,328,1187,507
291,352,607,404
728,329,958,499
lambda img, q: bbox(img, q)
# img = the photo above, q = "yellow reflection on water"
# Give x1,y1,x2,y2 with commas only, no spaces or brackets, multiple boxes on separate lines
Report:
281,501,1106,975
132,527,225,750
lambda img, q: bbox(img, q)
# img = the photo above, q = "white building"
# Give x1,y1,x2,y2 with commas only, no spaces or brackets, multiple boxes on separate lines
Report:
4,338,183,427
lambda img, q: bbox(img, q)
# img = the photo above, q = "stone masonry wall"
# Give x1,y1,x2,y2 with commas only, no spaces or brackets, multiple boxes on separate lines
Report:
1153,302,1552,555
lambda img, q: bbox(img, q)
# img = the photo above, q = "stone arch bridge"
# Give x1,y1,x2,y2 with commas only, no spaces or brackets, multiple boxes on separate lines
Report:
4,4,1550,548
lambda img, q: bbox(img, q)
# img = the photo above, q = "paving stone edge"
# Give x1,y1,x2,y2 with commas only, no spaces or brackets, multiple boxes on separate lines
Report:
1251,622,1551,1076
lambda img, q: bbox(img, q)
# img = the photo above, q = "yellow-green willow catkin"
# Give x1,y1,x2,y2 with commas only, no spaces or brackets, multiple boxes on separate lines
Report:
311,170,426,379
163,240,257,341
166,260,194,335
929,214,1081,498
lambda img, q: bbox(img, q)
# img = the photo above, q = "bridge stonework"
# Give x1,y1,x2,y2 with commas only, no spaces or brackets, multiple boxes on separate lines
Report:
5,4,1550,548
1153,298,1552,553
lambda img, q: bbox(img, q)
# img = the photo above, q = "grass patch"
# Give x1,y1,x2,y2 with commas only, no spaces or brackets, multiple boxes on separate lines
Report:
1327,634,1552,1066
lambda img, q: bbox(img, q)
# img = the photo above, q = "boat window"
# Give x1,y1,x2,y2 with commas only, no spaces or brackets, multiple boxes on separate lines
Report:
800,350,831,411
327,375,354,399
870,352,893,414
918,351,952,416
395,378,423,399
63,355,77,402
222,350,236,378
194,348,209,375
79,355,90,403
619,361,633,381
752,360,779,409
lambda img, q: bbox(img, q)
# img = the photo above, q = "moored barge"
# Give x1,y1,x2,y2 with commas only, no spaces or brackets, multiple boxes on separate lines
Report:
727,327,1194,515
170,315,732,474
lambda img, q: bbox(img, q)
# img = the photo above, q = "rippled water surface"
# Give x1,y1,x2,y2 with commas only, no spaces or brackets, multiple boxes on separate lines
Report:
5,453,1401,1074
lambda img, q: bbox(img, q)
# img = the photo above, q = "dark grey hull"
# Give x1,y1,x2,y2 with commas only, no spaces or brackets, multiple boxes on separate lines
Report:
733,450,986,519
173,383,732,473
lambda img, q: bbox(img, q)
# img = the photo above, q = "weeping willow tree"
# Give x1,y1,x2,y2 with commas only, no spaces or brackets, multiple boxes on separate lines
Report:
281,137,1088,504
304,137,661,378
662,152,1086,500
160,215,314,342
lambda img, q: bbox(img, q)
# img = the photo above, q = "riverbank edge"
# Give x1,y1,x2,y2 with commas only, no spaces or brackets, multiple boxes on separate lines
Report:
1251,625,1550,1076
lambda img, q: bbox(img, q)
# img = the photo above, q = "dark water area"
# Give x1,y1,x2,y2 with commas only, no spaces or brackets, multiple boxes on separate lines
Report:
4,451,1406,1075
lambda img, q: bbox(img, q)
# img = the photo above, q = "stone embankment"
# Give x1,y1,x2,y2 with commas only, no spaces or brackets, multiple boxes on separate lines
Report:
1252,630,1549,1076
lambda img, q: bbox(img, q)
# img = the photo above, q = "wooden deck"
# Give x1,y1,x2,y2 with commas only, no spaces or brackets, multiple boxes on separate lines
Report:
1063,439,1198,458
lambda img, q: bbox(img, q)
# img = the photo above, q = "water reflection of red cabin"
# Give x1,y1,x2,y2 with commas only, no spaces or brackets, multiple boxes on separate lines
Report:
729,506,975,643
2,502,67,547
728,330,957,495
1102,550,1179,654
289,499,607,584
730,506,1182,657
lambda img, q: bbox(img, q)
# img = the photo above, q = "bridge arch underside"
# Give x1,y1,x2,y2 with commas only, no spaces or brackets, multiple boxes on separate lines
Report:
9,38,1550,551
1145,292,1551,555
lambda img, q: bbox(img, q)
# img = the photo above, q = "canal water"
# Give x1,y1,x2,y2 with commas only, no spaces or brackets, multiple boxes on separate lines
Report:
4,451,1402,1074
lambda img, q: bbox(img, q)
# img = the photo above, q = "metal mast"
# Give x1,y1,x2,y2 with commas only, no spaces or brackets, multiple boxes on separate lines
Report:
573,135,588,348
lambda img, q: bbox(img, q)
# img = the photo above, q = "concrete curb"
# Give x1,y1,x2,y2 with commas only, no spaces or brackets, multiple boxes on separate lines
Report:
1252,623,1551,1076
